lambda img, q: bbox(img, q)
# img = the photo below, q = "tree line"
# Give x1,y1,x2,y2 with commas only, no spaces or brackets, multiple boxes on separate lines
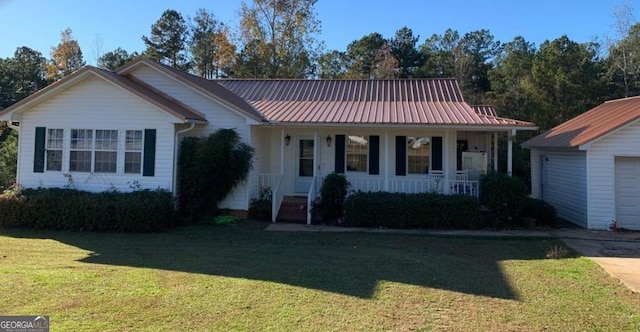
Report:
2,0,640,134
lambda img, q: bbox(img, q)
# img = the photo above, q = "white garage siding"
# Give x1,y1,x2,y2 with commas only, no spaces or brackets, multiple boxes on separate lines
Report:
18,77,176,192
588,120,640,230
129,65,253,210
539,151,588,227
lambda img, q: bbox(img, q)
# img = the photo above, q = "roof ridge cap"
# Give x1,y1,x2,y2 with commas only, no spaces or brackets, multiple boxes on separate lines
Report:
604,95,640,103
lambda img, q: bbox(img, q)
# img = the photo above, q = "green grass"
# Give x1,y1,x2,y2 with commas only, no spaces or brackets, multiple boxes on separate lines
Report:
1,221,639,331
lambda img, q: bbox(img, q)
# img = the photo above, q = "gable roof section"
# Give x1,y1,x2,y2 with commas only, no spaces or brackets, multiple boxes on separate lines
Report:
218,79,535,127
115,58,265,122
522,96,640,149
0,66,206,123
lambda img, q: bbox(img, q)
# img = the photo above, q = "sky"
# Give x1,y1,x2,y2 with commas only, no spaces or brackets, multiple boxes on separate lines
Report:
0,0,638,64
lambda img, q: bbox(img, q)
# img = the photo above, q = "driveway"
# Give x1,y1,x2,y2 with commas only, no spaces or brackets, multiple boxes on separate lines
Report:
555,229,640,293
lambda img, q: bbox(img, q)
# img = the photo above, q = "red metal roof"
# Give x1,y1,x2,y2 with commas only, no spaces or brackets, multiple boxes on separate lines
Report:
219,79,534,127
472,105,498,117
522,96,640,148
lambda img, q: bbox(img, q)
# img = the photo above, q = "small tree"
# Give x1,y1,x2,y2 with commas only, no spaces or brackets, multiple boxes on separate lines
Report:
316,172,350,224
178,129,254,222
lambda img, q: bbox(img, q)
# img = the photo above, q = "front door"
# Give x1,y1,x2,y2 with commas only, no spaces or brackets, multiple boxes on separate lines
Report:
295,137,314,193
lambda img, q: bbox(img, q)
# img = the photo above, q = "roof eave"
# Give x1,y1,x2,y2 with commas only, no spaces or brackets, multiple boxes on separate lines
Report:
256,122,538,131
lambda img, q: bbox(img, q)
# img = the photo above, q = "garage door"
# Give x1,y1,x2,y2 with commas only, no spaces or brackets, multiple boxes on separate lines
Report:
615,157,640,230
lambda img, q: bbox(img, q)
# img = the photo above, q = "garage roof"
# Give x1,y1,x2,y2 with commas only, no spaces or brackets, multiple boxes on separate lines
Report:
522,96,640,148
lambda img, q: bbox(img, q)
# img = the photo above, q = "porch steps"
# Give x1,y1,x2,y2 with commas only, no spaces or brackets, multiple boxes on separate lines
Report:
276,196,308,224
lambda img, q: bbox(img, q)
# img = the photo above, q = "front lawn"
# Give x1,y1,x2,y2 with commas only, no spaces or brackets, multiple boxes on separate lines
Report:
0,221,638,331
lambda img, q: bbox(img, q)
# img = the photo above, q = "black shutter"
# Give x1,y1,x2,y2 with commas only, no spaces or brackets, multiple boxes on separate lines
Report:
395,136,406,176
369,135,379,175
34,127,46,173
143,129,156,176
432,136,443,171
334,135,345,173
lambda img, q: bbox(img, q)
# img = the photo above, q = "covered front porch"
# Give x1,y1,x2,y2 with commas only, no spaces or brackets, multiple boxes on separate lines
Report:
251,126,520,224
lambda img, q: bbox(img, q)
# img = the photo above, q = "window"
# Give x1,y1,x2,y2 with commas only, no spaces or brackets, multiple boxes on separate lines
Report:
70,129,93,172
46,129,63,171
94,130,118,173
69,129,118,173
346,135,368,172
125,130,143,174
407,136,430,174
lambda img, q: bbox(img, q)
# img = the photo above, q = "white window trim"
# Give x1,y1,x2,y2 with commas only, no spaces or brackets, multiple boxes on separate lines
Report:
69,129,94,173
46,128,147,175
124,130,144,175
407,136,432,175
346,135,368,173
45,128,64,172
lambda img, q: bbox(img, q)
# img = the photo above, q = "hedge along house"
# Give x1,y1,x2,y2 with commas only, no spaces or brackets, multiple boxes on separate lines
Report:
0,58,536,223
523,96,640,231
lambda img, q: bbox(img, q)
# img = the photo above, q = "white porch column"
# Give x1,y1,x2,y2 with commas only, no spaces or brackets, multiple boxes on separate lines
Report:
313,129,318,176
280,128,285,174
493,133,498,172
443,130,457,194
384,129,389,191
507,129,515,176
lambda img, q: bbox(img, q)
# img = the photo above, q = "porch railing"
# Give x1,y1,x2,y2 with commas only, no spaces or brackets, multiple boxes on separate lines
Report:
306,176,319,224
257,173,281,190
348,177,385,192
271,175,284,222
387,178,444,194
348,176,479,198
448,180,480,197
256,173,283,222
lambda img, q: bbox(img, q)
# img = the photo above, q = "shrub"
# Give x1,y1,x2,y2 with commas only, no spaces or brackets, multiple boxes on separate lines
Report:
343,192,483,229
248,186,272,221
179,129,255,222
479,172,528,228
315,173,350,224
521,197,558,228
0,188,175,232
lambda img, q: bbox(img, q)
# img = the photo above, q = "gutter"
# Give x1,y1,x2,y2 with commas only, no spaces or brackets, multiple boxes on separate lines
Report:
6,121,19,131
172,122,196,197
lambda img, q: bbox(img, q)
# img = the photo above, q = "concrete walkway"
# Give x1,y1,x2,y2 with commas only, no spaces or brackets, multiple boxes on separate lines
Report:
265,223,553,237
265,223,640,293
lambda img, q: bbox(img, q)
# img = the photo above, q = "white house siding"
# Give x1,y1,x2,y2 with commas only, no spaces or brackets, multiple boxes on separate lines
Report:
537,151,588,227
587,120,640,229
129,66,253,210
260,127,460,196
18,76,175,192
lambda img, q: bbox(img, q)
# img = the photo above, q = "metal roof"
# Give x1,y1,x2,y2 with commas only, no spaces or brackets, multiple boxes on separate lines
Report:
472,105,498,117
522,96,640,148
219,79,534,127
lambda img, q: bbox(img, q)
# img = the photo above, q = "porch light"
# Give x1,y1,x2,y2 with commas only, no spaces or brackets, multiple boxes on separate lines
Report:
285,134,291,146
326,135,332,147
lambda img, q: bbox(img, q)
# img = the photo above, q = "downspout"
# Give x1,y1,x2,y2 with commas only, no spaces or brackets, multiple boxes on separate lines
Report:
172,122,196,197
6,121,19,131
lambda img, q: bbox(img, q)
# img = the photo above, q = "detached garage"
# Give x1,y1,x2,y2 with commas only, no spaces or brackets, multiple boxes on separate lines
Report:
523,96,640,231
